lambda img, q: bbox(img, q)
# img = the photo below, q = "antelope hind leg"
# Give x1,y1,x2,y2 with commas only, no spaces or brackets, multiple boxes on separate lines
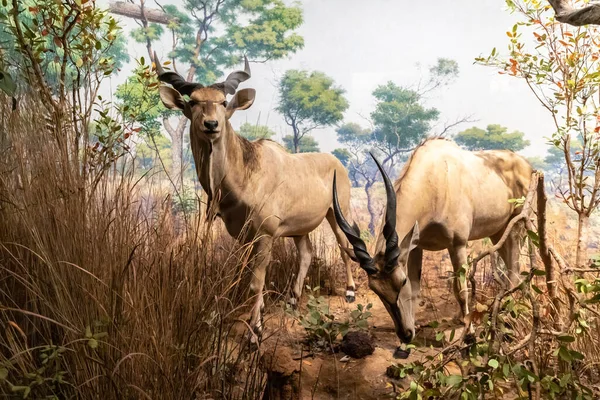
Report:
326,209,356,303
247,236,273,349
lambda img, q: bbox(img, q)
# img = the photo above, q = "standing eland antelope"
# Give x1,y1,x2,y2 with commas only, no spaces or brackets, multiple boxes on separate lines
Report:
153,53,358,343
332,138,532,343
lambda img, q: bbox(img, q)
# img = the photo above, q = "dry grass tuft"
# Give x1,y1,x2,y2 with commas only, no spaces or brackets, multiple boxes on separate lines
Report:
0,96,299,398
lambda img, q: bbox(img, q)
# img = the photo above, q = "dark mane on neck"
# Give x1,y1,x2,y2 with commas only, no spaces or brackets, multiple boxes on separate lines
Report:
235,134,261,170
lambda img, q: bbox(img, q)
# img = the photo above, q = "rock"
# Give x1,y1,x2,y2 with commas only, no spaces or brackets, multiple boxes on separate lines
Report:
340,331,375,359
261,345,300,400
393,347,410,359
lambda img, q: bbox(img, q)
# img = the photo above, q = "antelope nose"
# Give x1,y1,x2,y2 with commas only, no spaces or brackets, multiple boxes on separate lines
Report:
398,328,414,343
204,120,218,131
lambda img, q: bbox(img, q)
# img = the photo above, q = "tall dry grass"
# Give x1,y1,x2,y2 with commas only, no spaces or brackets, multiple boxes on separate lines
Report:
0,94,308,398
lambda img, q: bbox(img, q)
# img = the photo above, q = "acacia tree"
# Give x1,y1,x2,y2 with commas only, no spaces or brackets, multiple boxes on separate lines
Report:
332,60,459,235
454,124,530,151
276,69,348,153
370,82,439,171
238,122,276,141
479,0,600,267
282,135,320,153
114,0,304,190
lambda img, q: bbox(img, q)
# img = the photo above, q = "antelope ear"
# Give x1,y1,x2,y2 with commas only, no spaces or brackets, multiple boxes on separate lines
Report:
399,222,420,259
226,88,255,118
159,86,186,110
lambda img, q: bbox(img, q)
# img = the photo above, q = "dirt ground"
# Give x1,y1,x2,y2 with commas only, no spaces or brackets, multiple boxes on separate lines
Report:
261,291,462,399
228,199,600,399
249,251,470,400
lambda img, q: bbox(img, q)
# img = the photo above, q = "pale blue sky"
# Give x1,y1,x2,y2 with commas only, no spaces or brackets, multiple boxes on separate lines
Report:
101,0,554,158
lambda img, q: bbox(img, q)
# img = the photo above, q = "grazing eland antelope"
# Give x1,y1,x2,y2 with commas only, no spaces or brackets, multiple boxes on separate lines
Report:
153,54,358,342
333,138,532,343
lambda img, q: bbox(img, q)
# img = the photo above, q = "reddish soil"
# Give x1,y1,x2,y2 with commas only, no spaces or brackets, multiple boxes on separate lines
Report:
243,248,471,400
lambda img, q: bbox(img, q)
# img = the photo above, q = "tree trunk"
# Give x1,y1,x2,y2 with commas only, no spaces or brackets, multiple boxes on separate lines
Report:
172,125,184,192
536,172,561,331
365,181,376,236
576,212,589,267
292,124,299,153
163,117,186,193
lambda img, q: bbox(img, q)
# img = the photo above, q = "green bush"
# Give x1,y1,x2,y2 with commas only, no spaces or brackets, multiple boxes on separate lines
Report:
284,286,372,350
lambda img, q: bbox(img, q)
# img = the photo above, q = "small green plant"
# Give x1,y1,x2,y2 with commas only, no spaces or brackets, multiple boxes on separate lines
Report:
172,184,198,214
386,280,596,400
1,345,70,399
284,286,373,349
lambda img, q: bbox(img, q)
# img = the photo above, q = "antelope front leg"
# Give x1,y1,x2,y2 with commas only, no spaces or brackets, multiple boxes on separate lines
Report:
248,236,273,346
448,244,474,333
289,235,312,308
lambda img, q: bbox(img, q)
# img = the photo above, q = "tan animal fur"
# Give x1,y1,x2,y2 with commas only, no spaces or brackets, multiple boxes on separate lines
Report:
154,55,357,342
334,138,533,343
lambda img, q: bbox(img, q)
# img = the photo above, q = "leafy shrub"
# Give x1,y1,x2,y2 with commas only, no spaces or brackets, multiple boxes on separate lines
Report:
284,286,373,349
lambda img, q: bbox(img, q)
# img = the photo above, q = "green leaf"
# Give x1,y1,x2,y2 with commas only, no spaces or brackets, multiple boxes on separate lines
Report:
436,332,445,342
488,359,499,369
571,350,584,361
503,362,510,377
0,70,17,96
446,374,463,387
557,334,575,343
558,346,572,362
87,338,99,349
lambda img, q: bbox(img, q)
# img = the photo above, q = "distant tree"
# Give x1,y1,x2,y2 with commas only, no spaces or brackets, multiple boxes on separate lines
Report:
136,134,172,171
370,82,440,171
543,142,580,174
238,123,276,141
277,70,348,153
454,124,530,151
282,135,320,153
331,60,460,234
526,156,549,172
332,148,351,167
113,0,304,191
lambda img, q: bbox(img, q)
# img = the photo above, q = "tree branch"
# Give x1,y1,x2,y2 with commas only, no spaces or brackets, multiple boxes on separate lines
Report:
108,1,178,25
548,0,600,27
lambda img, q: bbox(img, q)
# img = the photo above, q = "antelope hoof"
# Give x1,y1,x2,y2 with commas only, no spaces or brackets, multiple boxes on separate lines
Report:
246,325,263,351
345,287,356,303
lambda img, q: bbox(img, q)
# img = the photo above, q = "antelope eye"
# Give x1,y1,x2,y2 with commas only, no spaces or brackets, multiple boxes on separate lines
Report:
401,278,408,287
221,101,228,107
